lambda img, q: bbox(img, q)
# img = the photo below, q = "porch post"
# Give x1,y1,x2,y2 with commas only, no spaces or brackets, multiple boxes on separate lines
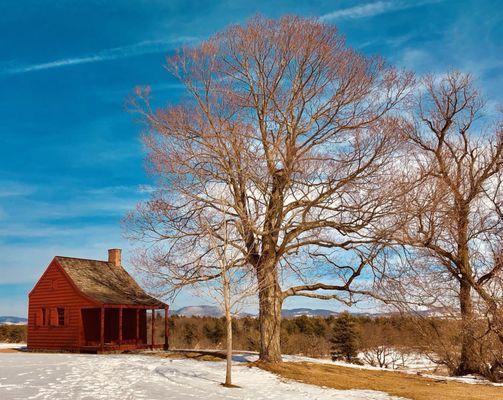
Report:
100,306,105,352
164,306,169,350
136,308,140,346
151,308,155,349
77,308,82,348
118,306,123,346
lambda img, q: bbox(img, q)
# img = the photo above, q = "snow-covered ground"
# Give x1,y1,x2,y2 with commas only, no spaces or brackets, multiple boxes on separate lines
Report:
0,343,25,350
358,350,438,372
1,343,500,399
283,352,437,373
0,347,405,400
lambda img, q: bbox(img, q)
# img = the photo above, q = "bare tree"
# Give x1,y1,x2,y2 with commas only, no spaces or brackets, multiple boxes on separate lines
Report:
381,72,503,377
126,15,413,363
200,218,255,387
132,210,252,386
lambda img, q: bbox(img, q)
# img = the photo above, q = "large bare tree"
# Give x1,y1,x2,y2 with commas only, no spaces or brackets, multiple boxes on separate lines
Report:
127,15,413,363
381,72,503,377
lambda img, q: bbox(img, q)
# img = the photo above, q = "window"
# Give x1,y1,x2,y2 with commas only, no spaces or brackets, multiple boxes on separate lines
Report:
57,308,65,326
36,307,66,327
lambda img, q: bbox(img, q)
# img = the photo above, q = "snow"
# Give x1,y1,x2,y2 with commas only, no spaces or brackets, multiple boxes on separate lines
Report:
282,351,438,373
1,345,500,399
0,351,406,400
0,343,25,350
357,350,437,371
251,353,432,372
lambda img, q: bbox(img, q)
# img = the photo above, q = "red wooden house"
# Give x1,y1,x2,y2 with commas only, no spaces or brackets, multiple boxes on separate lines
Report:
27,249,169,353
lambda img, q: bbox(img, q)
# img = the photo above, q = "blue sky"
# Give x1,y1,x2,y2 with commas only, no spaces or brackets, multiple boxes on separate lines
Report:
0,0,501,317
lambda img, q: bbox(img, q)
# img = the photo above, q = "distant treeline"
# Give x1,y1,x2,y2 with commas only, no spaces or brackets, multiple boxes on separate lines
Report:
0,324,27,343
158,313,502,371
160,314,428,358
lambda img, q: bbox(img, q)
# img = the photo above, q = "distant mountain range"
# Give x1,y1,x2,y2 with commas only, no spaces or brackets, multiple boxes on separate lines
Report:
172,305,343,318
281,308,340,317
0,316,27,325
280,308,390,318
171,305,451,319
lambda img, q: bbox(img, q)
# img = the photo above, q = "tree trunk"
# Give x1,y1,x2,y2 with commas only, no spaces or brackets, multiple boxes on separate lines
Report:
222,270,233,386
225,313,232,386
455,209,481,376
257,258,283,363
456,278,480,375
256,169,287,363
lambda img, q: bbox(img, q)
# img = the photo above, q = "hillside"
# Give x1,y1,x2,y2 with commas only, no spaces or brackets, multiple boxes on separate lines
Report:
173,305,223,317
0,316,27,325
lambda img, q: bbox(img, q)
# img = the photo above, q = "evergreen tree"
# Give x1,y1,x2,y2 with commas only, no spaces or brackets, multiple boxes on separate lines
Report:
203,319,225,344
330,312,360,362
183,323,198,347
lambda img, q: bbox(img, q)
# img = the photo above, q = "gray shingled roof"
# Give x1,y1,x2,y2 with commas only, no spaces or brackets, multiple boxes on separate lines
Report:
55,256,166,307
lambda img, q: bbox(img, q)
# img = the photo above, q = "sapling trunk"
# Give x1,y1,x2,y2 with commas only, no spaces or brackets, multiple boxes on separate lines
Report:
222,270,233,386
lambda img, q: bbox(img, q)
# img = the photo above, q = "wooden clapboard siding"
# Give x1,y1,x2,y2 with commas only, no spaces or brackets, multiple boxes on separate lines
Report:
27,259,97,350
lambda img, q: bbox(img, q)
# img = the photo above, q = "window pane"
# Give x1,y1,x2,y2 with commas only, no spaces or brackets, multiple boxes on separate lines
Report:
57,308,65,326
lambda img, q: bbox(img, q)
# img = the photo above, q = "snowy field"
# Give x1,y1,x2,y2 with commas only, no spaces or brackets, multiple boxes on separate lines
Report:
0,348,405,400
1,343,500,399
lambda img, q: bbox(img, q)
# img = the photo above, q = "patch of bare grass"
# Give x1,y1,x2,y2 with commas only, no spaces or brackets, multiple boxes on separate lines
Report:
147,350,225,362
256,361,503,400
0,348,21,353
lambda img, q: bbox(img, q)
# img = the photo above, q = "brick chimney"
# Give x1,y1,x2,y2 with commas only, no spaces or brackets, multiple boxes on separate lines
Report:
108,248,121,267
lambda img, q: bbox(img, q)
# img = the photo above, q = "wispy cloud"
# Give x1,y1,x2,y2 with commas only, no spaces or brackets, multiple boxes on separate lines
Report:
7,36,198,74
0,181,35,197
320,0,442,21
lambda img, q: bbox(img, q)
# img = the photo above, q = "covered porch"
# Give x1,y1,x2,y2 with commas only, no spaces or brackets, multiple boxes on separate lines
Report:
80,305,169,352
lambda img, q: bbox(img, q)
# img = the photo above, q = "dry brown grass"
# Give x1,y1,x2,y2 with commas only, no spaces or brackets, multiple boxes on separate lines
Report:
256,361,503,400
147,350,225,362
0,348,21,353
